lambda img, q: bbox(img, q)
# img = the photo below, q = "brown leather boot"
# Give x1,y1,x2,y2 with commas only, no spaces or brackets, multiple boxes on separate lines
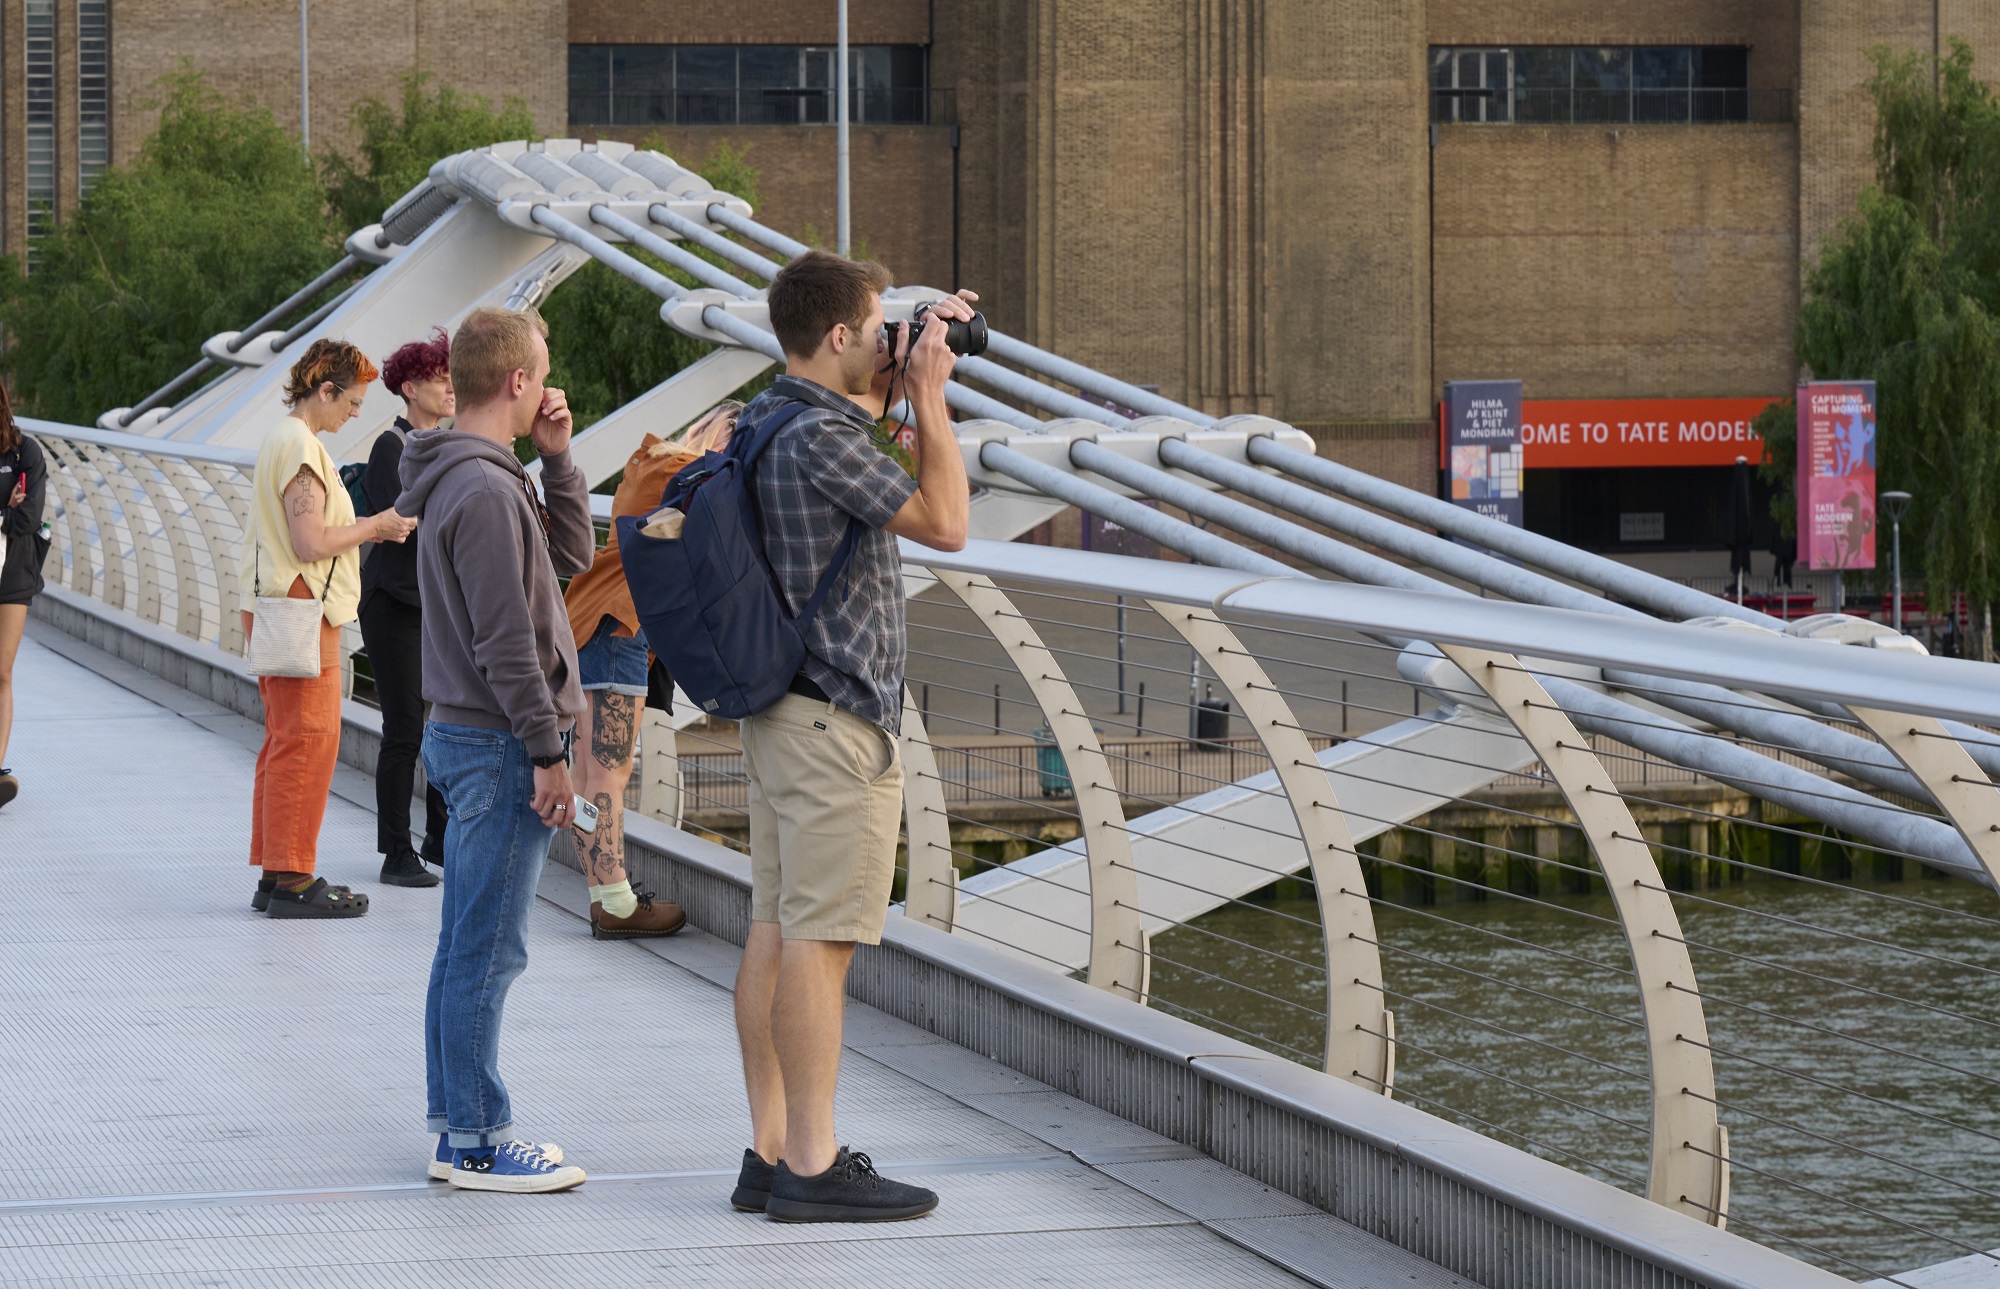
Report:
589,885,688,940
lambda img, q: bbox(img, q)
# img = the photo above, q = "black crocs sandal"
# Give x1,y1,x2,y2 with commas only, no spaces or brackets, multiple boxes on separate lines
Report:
265,878,369,919
253,877,352,913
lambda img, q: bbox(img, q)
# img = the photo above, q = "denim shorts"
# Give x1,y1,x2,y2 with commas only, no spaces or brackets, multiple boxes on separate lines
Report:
575,617,650,696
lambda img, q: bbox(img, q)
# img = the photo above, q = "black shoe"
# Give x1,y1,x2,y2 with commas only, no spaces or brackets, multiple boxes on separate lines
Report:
0,769,16,810
419,840,445,868
266,877,370,919
380,849,441,888
731,1148,776,1212
254,876,352,912
766,1148,937,1223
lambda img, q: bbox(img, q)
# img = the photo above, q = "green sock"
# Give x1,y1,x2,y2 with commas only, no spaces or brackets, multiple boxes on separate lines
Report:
272,872,316,894
590,880,638,918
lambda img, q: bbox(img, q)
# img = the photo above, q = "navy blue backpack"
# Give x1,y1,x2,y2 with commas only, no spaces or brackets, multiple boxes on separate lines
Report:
617,400,860,720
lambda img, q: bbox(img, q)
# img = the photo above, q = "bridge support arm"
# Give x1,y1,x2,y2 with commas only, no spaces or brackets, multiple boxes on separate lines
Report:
937,570,1146,1000
1439,644,1727,1226
1152,603,1393,1093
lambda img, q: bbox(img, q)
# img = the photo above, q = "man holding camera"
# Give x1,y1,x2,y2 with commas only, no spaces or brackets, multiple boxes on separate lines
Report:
730,251,973,1222
397,306,596,1193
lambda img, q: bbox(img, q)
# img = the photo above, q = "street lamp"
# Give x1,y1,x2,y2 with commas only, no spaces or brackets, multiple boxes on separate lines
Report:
1881,490,1913,633
836,0,849,256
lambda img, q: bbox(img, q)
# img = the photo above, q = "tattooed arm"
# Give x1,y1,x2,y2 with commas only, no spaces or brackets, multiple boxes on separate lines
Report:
282,466,417,563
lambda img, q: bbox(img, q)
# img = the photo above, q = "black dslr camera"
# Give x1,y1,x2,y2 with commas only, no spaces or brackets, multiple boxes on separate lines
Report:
884,301,989,359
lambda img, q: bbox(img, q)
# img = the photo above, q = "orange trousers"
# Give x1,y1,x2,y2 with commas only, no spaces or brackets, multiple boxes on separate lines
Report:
241,578,342,875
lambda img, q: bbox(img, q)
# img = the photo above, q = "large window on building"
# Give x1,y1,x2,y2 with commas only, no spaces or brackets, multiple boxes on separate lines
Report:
78,0,109,195
25,0,56,257
570,45,931,127
1431,46,1762,125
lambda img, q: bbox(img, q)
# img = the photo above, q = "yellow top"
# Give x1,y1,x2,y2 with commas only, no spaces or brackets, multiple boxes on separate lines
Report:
237,416,361,627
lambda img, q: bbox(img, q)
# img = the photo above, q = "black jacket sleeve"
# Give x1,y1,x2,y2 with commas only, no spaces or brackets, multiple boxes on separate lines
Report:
363,427,405,517
4,436,47,538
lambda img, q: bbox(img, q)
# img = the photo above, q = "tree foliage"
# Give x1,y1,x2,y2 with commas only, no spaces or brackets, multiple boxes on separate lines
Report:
1,70,767,438
0,71,335,423
1759,40,2000,607
323,73,537,233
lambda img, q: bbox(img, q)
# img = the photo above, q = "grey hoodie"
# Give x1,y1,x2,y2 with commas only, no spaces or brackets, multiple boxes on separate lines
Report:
397,429,595,758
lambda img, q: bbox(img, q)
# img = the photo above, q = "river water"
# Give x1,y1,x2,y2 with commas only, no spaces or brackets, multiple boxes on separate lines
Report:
1147,872,2000,1280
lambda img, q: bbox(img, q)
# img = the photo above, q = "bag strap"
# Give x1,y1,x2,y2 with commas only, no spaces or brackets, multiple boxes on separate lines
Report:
252,463,341,604
736,399,861,630
795,520,862,631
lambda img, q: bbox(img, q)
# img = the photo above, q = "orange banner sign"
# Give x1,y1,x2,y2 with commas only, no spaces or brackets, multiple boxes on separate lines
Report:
1451,397,1780,468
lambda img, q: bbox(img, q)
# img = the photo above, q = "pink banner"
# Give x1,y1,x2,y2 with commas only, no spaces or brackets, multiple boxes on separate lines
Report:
1796,381,1877,571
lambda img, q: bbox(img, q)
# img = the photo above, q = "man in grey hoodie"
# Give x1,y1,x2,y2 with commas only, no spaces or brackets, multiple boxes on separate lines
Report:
397,306,596,1194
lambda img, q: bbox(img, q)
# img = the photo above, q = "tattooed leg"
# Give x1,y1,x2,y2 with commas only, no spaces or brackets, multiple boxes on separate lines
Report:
573,690,640,886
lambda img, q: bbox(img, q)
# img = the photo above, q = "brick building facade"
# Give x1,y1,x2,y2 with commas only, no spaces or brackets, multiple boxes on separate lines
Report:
3,1,1995,545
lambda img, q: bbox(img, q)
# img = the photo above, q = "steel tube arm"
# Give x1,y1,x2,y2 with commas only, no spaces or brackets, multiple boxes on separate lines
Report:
226,254,362,352
648,205,785,280
589,205,756,298
117,359,219,425
978,443,1294,578
706,205,808,259
695,306,786,361
1543,673,1990,885
1068,438,1451,596
954,357,1126,427
982,332,1213,423
1246,435,1778,628
530,206,684,302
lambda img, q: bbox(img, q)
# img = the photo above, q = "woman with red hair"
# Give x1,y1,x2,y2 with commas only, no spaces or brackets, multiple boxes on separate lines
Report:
361,328,455,888
0,379,50,810
239,339,417,918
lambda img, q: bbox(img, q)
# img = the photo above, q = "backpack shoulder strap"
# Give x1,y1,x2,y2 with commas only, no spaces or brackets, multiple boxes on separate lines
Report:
731,398,817,470
795,521,863,630
735,398,863,631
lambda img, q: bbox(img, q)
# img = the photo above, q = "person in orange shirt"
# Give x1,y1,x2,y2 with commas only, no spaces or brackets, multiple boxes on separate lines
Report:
564,401,741,937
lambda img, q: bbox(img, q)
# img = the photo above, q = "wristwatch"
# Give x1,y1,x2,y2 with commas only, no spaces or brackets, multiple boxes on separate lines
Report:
530,752,567,769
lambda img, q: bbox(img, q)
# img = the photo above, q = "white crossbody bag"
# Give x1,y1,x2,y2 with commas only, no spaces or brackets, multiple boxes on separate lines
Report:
246,546,335,679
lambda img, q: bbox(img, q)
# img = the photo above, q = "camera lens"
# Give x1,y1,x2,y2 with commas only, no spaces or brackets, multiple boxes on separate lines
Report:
943,312,989,357
885,307,989,358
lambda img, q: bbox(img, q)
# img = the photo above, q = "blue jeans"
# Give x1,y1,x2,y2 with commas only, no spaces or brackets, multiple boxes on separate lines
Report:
421,721,555,1146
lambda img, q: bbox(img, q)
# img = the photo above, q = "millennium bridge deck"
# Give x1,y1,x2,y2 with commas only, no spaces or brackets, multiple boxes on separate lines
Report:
0,627,1465,1289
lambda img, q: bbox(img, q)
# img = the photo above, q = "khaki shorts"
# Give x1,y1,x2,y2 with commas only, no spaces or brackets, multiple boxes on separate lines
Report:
741,692,904,943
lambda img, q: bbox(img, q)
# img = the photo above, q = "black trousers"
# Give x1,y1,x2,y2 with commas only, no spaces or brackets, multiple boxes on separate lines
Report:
358,592,447,857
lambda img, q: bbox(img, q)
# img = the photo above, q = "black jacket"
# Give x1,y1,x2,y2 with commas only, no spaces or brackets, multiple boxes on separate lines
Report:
0,433,48,604
359,417,421,611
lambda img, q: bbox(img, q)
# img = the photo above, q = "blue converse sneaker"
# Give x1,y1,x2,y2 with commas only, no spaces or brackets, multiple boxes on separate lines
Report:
428,1134,565,1180
443,1140,583,1191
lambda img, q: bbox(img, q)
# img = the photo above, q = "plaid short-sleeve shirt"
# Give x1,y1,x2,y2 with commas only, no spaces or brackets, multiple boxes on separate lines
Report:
747,376,918,732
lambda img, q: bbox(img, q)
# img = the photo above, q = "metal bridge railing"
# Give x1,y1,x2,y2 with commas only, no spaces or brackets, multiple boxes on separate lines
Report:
36,357,2000,1288
39,139,2000,1283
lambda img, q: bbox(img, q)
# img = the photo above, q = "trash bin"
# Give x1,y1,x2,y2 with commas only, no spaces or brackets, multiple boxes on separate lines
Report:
1032,725,1071,797
1194,698,1232,748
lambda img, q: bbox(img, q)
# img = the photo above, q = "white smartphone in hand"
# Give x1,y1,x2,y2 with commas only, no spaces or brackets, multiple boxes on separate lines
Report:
571,795,600,833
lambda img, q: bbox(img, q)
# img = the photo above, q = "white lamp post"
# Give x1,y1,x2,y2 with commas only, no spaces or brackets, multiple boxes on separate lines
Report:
836,0,850,256
1881,490,1913,634
299,0,310,157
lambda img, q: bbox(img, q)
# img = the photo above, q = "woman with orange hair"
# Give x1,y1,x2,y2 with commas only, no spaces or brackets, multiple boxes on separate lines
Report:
239,339,417,919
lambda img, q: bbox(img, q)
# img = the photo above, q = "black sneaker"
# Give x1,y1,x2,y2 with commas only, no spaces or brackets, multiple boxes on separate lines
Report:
380,849,441,888
731,1148,776,1212
765,1148,937,1223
